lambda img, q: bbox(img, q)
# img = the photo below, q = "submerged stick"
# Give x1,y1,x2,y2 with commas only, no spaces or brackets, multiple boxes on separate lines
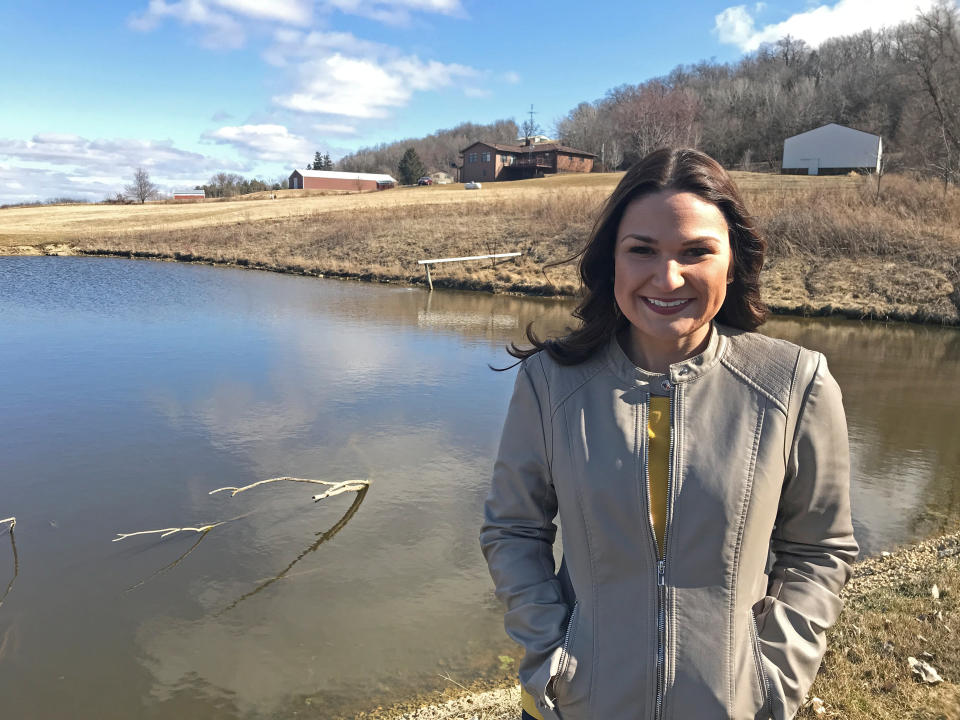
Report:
209,476,369,499
0,518,14,532
1,521,18,610
112,522,225,542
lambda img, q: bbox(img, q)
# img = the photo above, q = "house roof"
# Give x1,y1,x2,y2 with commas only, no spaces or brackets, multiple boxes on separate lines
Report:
291,169,398,183
460,140,597,158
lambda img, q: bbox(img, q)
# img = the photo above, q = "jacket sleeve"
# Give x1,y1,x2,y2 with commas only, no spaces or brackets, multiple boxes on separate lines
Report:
479,358,569,718
756,352,859,720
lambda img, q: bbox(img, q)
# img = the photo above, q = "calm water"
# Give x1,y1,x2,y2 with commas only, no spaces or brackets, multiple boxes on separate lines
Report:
0,256,958,718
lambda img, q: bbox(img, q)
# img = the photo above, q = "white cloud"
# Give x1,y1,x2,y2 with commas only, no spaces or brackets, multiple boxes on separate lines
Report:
313,123,359,135
714,0,945,52
320,0,464,25
0,134,240,204
212,0,311,25
464,87,491,98
130,0,246,48
275,53,476,117
130,0,312,47
503,71,521,84
203,123,314,163
268,31,478,119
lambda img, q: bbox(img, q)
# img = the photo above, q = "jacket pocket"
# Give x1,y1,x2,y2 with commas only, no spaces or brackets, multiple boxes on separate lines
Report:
549,600,594,714
748,608,772,717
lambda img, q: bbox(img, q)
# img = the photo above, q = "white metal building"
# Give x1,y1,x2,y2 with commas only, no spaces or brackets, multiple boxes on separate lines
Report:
781,123,882,175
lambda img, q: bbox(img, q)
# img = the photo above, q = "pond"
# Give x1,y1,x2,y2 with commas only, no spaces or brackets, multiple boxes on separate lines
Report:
1,257,958,718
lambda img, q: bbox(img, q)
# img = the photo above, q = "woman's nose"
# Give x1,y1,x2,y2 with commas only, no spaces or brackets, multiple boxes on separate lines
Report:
653,259,684,291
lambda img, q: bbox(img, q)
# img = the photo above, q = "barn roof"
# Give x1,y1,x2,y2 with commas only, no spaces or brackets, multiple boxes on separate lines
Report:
785,123,880,141
292,169,397,183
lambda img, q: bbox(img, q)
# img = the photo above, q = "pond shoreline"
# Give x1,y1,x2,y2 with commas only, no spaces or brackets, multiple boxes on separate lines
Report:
359,529,960,720
5,244,959,328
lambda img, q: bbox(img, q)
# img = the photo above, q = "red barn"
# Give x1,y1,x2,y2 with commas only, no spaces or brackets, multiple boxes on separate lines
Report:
288,170,397,192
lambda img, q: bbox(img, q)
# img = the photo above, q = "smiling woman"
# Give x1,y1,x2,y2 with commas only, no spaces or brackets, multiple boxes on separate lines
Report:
481,148,858,720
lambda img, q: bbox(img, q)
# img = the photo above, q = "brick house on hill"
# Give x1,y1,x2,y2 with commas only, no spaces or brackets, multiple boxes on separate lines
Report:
459,141,596,183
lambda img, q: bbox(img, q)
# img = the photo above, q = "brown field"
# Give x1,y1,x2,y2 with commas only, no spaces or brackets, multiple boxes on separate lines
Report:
2,171,958,325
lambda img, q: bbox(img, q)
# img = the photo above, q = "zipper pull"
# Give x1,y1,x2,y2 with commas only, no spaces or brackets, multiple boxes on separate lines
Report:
657,559,666,586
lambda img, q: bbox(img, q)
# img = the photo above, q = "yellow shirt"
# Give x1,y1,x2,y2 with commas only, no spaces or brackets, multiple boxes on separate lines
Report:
522,396,670,718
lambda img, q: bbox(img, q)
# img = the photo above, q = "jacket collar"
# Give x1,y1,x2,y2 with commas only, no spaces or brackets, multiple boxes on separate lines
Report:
604,321,728,391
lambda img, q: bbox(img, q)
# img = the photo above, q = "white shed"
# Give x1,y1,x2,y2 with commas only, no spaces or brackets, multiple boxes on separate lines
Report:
781,123,882,175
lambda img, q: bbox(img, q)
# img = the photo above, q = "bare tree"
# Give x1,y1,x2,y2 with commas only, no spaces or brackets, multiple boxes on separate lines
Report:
124,167,159,204
896,1,960,186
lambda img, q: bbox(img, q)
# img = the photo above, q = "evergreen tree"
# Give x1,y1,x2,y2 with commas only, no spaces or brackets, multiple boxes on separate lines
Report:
323,152,333,170
397,147,426,185
312,151,324,170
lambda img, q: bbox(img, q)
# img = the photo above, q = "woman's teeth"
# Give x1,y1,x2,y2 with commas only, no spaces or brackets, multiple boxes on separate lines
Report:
645,298,690,307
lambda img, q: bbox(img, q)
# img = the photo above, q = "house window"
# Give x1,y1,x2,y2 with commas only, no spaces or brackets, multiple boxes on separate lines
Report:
468,152,478,163
482,152,491,162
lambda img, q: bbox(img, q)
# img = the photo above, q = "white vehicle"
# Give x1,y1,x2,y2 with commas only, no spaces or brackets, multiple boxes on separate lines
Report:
464,181,482,190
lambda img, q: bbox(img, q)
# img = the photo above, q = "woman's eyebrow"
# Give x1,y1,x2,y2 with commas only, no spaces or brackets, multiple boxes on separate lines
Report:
619,234,722,245
620,233,656,244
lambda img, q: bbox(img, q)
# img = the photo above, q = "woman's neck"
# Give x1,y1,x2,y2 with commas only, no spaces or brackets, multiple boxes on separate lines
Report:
620,324,712,374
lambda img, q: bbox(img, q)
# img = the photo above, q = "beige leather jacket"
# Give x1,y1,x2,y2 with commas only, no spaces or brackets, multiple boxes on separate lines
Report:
480,323,858,720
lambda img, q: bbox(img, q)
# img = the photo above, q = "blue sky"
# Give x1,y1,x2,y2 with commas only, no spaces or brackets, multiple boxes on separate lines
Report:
0,0,943,203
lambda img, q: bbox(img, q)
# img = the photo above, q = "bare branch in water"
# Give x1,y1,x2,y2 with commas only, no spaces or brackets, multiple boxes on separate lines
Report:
1,521,18,610
209,476,369,497
124,530,210,593
113,522,225,542
312,480,370,501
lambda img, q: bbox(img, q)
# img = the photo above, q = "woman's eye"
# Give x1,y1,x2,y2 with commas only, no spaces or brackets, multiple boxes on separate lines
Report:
628,245,653,255
685,247,712,257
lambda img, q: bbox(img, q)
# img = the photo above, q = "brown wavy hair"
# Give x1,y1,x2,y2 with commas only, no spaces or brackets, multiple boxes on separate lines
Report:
506,147,768,366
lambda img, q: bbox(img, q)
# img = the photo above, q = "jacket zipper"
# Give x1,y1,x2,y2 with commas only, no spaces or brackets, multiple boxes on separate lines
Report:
552,600,580,702
749,610,771,713
647,383,676,720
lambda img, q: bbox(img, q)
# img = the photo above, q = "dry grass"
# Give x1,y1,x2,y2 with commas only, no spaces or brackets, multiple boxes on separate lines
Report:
3,171,958,324
796,537,960,720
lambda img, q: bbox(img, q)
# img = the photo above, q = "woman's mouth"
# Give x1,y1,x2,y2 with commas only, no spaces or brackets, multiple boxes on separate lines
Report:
642,297,693,315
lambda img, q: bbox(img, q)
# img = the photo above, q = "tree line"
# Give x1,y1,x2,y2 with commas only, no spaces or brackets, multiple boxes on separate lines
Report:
554,2,959,181
328,3,960,185
199,172,288,198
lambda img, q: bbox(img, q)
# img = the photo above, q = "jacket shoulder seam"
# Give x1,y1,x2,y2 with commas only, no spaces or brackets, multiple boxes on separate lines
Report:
719,357,788,414
546,361,607,421
787,351,825,466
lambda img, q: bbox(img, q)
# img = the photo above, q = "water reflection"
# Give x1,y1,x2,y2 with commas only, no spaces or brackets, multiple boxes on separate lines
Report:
0,257,957,719
1,521,17,610
218,485,368,615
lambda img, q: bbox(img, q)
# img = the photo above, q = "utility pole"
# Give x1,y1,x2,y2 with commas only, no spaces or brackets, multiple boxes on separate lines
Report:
525,104,537,143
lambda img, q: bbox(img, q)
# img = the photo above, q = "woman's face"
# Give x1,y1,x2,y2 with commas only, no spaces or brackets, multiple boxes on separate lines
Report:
613,190,733,363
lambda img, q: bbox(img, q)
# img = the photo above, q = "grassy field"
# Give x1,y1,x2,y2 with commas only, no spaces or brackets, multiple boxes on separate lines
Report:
2,171,958,325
